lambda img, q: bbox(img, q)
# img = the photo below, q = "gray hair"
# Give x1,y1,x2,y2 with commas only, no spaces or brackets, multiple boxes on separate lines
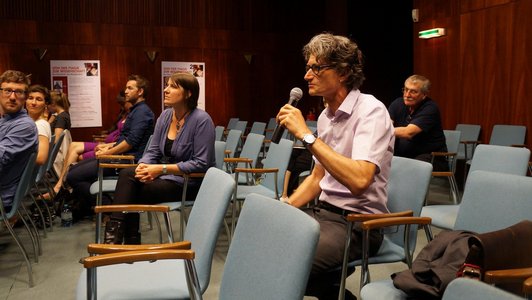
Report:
406,75,431,94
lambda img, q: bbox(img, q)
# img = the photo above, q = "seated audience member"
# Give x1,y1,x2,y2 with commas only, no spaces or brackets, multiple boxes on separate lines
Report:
49,92,131,196
104,72,215,245
48,90,72,175
66,74,155,219
277,33,395,299
0,70,38,211
388,74,448,171
27,85,52,166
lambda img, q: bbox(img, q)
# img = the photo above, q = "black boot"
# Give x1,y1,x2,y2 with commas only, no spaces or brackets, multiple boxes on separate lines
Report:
124,231,141,244
123,215,141,245
104,220,124,244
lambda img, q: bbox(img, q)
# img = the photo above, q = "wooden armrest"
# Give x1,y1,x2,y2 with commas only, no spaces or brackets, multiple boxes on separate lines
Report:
361,216,432,231
224,150,232,155
99,163,137,169
265,128,274,132
224,157,253,163
511,144,527,148
432,171,453,177
524,276,532,294
347,210,413,222
234,167,278,174
484,267,532,284
263,139,272,143
80,249,195,268
431,151,457,157
87,241,191,254
94,204,171,214
97,154,136,161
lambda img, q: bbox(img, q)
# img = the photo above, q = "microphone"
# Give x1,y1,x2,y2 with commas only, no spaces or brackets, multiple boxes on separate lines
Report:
271,87,304,144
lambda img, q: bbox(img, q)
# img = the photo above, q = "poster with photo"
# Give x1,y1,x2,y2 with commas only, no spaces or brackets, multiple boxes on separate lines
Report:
161,61,205,110
50,60,102,128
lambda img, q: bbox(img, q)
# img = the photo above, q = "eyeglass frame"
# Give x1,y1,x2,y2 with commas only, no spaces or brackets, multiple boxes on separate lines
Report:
402,87,422,96
305,64,336,76
0,87,28,98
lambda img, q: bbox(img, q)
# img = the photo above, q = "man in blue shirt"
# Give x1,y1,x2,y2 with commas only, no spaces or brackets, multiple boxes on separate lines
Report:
66,75,154,218
0,70,38,211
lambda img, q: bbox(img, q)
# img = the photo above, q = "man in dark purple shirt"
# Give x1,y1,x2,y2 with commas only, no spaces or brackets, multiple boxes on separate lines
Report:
0,70,38,210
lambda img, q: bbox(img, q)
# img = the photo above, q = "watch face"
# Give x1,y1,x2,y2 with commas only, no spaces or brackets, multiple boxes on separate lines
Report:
304,134,316,145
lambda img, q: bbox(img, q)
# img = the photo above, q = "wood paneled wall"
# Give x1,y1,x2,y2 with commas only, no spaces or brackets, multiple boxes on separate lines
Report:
0,0,345,140
413,0,532,146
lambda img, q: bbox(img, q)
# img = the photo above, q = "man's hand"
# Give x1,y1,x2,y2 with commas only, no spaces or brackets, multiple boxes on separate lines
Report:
276,104,312,140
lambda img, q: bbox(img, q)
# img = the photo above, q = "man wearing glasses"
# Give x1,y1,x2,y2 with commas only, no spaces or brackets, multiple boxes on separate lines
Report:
0,70,38,211
277,33,395,299
388,74,447,171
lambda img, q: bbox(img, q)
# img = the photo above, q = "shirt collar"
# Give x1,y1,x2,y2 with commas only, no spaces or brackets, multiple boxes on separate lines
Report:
325,89,360,119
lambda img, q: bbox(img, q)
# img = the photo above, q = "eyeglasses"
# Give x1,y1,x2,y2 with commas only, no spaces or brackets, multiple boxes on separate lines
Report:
0,87,27,98
305,64,335,75
402,87,421,96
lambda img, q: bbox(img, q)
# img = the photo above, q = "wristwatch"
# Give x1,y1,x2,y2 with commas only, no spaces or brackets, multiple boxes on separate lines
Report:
162,164,168,174
302,133,317,148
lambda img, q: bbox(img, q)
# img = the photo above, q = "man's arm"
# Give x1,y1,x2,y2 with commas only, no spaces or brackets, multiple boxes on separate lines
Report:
288,163,324,208
277,104,377,196
394,124,422,140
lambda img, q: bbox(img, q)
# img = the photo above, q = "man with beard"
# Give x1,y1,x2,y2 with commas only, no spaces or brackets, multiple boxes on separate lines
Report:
66,75,154,218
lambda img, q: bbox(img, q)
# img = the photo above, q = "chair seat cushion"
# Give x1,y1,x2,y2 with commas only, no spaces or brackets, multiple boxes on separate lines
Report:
89,179,118,195
361,279,408,300
77,260,190,300
420,205,459,230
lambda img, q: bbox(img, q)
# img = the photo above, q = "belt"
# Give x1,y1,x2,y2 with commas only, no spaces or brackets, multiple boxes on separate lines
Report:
317,201,352,216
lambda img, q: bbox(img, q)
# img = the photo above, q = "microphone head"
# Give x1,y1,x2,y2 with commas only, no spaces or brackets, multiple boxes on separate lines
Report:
289,87,304,102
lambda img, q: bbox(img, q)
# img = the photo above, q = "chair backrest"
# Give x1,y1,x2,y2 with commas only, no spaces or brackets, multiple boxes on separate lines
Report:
226,117,239,130
261,138,294,196
443,130,461,172
265,117,277,140
306,120,318,128
1,152,37,219
219,193,320,300
36,137,56,183
214,141,226,169
468,144,530,178
234,121,248,134
215,125,224,141
455,124,481,160
387,156,433,251
454,170,532,233
45,129,67,174
183,167,235,293
248,121,266,135
443,278,523,300
489,124,526,146
237,133,265,168
225,129,242,158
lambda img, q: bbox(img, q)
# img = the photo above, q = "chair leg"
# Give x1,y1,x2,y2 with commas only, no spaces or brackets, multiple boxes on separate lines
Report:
17,210,40,263
2,217,34,287
448,175,460,204
20,203,42,257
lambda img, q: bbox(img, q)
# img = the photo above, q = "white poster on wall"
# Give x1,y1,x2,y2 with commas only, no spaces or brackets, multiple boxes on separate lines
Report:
161,61,205,111
50,60,102,128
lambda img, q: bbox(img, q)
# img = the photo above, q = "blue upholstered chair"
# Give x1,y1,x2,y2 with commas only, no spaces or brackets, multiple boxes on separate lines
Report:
421,144,530,230
77,167,235,300
218,193,320,300
337,156,433,298
0,152,37,287
442,278,524,300
361,170,532,300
